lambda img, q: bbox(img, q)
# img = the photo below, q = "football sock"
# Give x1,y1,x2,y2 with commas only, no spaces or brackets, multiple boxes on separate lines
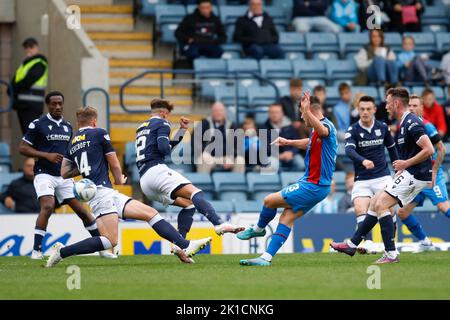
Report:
256,206,277,231
84,221,101,237
149,214,190,249
379,213,396,252
33,227,46,251
393,214,397,237
356,214,372,241
191,191,222,226
445,209,450,219
266,223,291,258
60,236,111,258
402,214,426,241
350,211,378,246
177,205,196,238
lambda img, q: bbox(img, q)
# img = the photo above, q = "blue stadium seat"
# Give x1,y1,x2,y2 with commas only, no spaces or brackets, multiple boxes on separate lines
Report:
186,4,219,15
305,32,339,56
0,172,23,192
0,202,13,214
265,6,288,27
140,0,166,16
213,85,248,107
412,86,445,103
325,59,357,85
422,5,449,26
194,59,227,78
384,32,403,52
212,172,247,192
155,4,186,24
0,142,11,168
352,86,380,104
292,59,326,82
280,171,304,187
218,191,248,202
404,32,436,55
312,52,339,61
325,86,341,106
338,32,368,58
247,172,281,201
160,24,179,43
220,5,247,26
0,164,9,173
247,85,278,108
259,59,293,80
333,171,346,192
183,173,215,199
209,200,235,213
279,32,306,60
423,24,448,32
221,43,242,59
271,0,294,20
234,200,261,213
436,33,450,53
227,59,259,76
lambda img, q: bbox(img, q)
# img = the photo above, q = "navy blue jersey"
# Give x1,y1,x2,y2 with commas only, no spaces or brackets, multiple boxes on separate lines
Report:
396,112,432,181
135,116,171,176
345,120,396,181
64,127,115,188
22,114,72,176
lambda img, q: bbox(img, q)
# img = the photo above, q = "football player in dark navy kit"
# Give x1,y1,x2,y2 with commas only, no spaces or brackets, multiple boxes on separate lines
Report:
332,88,434,264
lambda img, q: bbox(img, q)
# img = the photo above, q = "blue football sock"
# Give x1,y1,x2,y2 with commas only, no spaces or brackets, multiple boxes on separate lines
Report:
266,223,291,257
60,236,111,258
33,227,45,251
402,214,427,241
379,215,396,252
257,206,277,229
192,191,223,226
149,215,190,249
445,209,450,219
177,206,196,238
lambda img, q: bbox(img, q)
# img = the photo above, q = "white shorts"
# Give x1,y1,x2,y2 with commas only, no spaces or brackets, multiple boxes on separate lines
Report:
140,164,191,206
351,175,392,201
88,186,131,219
384,170,431,207
33,173,75,204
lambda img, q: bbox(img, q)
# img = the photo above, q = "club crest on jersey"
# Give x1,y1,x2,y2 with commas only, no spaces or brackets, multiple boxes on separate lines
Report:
63,125,69,133
375,129,381,136
401,127,405,135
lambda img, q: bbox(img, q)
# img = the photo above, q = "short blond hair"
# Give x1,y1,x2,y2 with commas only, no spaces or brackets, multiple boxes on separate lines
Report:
410,94,423,105
76,106,98,126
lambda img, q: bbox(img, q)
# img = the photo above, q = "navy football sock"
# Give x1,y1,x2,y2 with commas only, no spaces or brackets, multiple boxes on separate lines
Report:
149,215,190,249
402,214,427,241
379,215,396,252
192,191,223,226
351,212,378,246
257,206,277,229
33,227,46,251
177,206,195,238
60,236,111,259
84,221,101,237
356,215,372,241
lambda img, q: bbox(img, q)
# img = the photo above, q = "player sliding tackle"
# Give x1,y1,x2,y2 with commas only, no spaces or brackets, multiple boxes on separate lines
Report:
331,88,435,264
237,93,338,266
46,107,211,267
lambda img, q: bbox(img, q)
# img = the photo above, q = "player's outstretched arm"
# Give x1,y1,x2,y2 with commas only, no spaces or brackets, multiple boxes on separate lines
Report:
271,137,309,150
300,92,329,137
106,153,127,185
432,141,446,185
393,135,434,173
61,158,80,179
19,140,63,164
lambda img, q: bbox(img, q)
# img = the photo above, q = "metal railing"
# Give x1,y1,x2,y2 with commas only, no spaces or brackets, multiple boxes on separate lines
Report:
82,87,111,133
0,80,13,113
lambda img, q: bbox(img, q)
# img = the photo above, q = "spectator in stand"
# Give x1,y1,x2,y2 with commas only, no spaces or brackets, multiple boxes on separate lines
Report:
313,180,339,214
233,0,284,60
260,103,303,171
358,0,390,31
0,157,39,213
350,91,365,124
397,35,430,84
175,0,226,60
354,29,398,86
422,88,447,137
278,78,302,124
441,51,450,85
388,0,424,33
330,0,360,32
193,102,245,174
444,86,450,141
292,0,341,33
242,117,261,171
338,171,355,213
313,85,337,127
333,83,352,141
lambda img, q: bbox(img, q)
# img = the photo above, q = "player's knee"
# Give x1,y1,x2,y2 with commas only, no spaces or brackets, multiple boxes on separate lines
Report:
396,208,407,219
263,196,275,209
105,235,118,247
40,201,54,214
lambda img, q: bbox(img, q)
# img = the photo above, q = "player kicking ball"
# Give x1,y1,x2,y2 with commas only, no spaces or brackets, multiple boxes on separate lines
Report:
46,107,211,267
344,96,398,254
135,99,243,251
331,88,435,264
396,95,450,253
237,93,337,266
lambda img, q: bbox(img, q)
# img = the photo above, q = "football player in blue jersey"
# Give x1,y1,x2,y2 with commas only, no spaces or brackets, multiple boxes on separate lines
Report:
135,99,243,246
344,95,398,254
331,88,435,264
237,93,338,266
46,107,211,267
19,92,115,260
396,95,450,252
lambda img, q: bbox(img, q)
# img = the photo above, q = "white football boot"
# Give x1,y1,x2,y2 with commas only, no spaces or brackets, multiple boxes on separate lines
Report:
413,238,436,253
184,237,212,258
45,242,65,268
31,250,44,260
99,249,118,259
214,223,245,236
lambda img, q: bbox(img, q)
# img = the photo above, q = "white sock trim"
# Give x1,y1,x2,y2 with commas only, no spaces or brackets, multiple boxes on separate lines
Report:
261,252,272,261
367,210,377,217
346,239,357,248
253,226,264,233
356,215,366,223
378,211,391,219
185,205,195,210
148,214,163,227
99,236,112,250
85,222,98,231
34,228,46,236
190,189,201,201
392,214,397,223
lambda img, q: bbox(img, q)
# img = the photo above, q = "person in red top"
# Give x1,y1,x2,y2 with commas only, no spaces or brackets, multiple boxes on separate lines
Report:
422,88,447,137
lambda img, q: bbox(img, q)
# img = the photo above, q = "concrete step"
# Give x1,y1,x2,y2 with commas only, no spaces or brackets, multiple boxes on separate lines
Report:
88,32,152,41
79,5,133,14
81,17,134,32
97,44,153,59
110,86,192,96
109,58,172,69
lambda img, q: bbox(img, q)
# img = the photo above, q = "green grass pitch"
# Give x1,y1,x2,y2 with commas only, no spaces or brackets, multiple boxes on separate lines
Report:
1,252,449,299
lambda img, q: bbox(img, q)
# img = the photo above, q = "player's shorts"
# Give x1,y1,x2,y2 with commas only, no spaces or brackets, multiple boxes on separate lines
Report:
33,173,75,204
281,181,330,214
351,175,392,201
140,163,191,206
88,186,132,219
384,170,431,207
413,172,448,206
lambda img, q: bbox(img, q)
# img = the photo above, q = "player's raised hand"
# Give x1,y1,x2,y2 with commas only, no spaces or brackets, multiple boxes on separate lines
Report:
271,137,290,147
46,153,64,164
362,159,375,170
300,91,311,114
179,116,190,129
393,159,408,172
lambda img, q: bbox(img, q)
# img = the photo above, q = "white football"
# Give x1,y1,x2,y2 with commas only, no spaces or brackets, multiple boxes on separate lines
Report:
73,178,97,202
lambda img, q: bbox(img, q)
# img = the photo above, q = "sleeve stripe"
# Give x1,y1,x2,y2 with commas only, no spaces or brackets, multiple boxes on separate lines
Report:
387,143,396,148
157,136,170,140
22,137,33,146
345,143,356,148
105,151,116,156
416,134,427,145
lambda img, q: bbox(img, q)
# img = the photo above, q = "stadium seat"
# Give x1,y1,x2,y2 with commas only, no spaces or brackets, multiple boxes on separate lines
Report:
155,4,186,24
259,59,293,80
384,32,403,52
212,172,247,192
0,142,11,169
218,191,248,202
325,86,341,106
140,0,166,16
333,171,346,192
183,173,215,197
186,4,219,15
325,59,357,85
247,172,281,201
421,5,449,27
247,85,278,108
305,32,339,56
0,202,13,214
338,32,368,58
280,171,304,187
279,32,306,60
220,5,247,26
213,85,249,107
352,86,380,104
0,172,23,192
404,32,436,55
411,86,445,103
264,6,288,28
234,200,261,213
0,164,9,173
194,59,227,78
159,24,179,43
436,33,450,53
292,59,326,82
227,59,259,78
209,200,235,213
312,52,339,61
